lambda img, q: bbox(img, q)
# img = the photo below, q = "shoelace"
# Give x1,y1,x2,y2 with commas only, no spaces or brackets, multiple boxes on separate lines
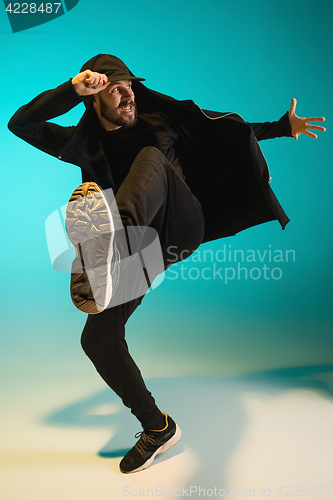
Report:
134,431,155,455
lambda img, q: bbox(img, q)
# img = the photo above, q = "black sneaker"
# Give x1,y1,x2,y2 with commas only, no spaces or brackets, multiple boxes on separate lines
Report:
65,182,119,314
119,413,182,473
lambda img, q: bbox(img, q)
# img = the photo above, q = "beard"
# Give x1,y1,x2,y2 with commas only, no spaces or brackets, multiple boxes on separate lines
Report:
99,98,138,129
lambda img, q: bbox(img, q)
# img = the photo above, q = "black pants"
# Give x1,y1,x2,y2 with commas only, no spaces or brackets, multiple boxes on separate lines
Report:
80,147,204,430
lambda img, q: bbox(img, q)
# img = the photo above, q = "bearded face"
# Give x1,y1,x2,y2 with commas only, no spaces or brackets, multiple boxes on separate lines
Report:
98,96,138,128
94,80,138,131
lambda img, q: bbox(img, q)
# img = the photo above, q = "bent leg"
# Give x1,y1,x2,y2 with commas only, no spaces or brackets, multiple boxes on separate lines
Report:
115,146,204,267
81,146,204,429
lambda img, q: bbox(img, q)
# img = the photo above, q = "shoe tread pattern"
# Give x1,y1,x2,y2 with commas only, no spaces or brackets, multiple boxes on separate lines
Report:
65,182,114,315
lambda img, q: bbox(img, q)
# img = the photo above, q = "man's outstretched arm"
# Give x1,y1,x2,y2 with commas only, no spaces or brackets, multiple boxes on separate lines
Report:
249,99,326,142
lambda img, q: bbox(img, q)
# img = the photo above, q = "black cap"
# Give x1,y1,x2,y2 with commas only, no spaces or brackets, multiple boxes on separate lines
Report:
80,54,145,83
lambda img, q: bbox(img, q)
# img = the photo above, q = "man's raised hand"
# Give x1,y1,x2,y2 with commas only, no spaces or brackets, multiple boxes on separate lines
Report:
288,98,326,140
72,70,110,96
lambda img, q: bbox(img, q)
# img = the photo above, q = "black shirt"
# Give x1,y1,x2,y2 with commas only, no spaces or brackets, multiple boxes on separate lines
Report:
99,112,182,191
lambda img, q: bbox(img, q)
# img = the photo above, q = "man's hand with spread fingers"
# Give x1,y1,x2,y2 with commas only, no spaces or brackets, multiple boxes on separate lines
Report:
288,98,326,140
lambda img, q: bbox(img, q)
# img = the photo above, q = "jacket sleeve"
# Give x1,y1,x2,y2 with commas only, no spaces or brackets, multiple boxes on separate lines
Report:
248,111,293,141
200,107,293,141
8,80,82,156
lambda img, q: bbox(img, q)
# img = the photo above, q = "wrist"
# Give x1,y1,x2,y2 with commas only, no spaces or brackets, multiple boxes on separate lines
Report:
71,78,84,97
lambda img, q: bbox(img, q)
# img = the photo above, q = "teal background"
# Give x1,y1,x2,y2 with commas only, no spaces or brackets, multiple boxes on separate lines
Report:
1,0,332,391
0,1,332,496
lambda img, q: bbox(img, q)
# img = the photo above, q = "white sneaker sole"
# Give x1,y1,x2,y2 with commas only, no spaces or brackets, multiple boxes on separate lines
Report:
65,182,115,314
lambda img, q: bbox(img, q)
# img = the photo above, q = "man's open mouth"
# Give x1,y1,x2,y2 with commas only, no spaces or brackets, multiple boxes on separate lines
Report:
119,102,135,113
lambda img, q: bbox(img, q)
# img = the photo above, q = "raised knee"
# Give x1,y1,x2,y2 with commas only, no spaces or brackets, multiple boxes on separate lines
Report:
136,146,167,163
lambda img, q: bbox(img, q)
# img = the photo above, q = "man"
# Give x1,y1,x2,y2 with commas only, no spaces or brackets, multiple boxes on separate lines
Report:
8,54,325,474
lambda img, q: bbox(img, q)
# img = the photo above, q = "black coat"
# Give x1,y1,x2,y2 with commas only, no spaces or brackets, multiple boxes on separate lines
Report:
8,79,292,243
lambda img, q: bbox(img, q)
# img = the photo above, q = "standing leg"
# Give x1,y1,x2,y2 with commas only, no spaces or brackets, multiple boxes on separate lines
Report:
81,295,165,430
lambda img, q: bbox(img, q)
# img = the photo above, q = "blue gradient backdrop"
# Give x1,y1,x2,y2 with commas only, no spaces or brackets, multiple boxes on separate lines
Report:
1,0,332,382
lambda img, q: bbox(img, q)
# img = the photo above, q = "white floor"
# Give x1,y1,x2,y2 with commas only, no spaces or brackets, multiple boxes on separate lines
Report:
1,370,333,500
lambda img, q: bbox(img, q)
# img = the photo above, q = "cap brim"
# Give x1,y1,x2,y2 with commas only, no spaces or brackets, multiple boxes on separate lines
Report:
107,74,146,83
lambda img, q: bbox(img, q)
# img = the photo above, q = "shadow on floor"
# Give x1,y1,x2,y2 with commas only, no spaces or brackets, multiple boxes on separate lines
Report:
43,364,333,491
